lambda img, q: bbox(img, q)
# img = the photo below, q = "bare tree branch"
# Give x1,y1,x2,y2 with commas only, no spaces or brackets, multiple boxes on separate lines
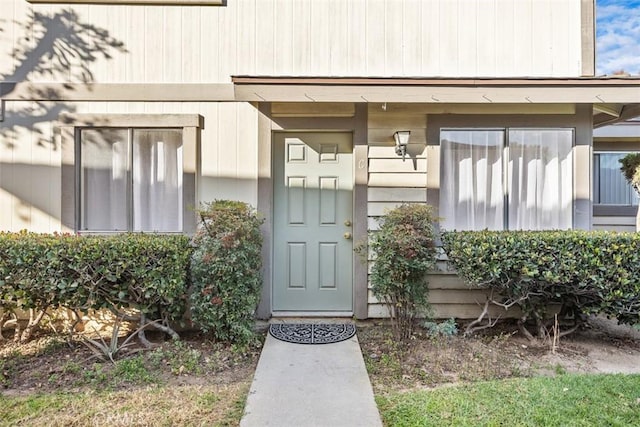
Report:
464,299,501,336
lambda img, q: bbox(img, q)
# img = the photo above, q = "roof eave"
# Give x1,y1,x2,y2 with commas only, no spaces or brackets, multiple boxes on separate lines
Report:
231,76,640,104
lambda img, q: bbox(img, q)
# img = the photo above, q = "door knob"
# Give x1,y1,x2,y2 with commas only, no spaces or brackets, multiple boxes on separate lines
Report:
343,232,352,240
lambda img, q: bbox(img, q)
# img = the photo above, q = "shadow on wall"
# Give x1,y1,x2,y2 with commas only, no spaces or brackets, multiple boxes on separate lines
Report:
0,162,257,228
0,9,127,149
0,163,68,222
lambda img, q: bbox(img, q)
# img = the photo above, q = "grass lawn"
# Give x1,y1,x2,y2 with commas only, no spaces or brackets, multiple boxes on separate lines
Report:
377,374,640,427
0,384,247,427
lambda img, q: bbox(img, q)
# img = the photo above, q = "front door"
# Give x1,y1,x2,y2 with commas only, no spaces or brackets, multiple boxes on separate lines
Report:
273,132,353,311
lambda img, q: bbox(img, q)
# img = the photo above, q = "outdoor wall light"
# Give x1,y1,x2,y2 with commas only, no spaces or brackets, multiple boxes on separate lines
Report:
393,130,411,161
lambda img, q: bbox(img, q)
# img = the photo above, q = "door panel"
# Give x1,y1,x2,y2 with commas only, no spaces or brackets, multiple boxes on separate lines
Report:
273,133,353,311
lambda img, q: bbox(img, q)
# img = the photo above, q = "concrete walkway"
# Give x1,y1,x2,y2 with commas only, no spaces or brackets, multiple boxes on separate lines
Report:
241,328,382,427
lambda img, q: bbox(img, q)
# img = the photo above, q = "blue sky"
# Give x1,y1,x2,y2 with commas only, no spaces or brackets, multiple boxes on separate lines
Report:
596,0,640,75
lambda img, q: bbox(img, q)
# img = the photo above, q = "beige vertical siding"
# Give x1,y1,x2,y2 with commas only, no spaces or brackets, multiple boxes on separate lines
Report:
0,0,593,319
1,0,585,83
74,101,260,206
0,100,258,232
0,101,61,233
0,0,588,231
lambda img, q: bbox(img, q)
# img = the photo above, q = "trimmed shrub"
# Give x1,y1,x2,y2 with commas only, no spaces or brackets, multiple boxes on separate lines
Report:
0,232,63,311
190,201,264,345
0,232,192,341
619,153,640,195
361,204,438,340
619,153,640,231
442,230,640,339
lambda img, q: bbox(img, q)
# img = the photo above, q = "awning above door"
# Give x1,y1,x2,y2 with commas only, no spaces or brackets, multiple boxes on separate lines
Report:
232,76,640,126
232,76,640,104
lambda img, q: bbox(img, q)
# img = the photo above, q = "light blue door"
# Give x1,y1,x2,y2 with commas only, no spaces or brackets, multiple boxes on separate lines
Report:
273,133,353,311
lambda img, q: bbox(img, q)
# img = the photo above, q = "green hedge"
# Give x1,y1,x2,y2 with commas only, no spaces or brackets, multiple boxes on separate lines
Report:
441,230,640,336
0,232,192,324
362,204,438,340
190,201,264,345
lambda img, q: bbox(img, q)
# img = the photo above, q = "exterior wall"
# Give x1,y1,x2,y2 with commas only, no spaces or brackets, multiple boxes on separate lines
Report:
366,104,427,317
366,104,593,318
0,0,600,319
0,100,258,232
0,0,594,234
1,101,61,232
368,273,520,320
1,0,587,83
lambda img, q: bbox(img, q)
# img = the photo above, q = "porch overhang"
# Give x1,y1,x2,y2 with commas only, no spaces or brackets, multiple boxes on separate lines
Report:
232,76,640,126
232,76,640,103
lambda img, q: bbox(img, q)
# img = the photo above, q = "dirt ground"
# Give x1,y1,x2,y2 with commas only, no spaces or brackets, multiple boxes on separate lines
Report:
538,316,640,375
0,330,262,396
1,317,638,398
357,316,640,394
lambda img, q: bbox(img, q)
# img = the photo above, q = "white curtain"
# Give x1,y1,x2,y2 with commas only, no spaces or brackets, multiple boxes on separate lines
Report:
81,129,128,231
508,130,573,230
440,129,573,231
133,129,183,232
440,130,504,231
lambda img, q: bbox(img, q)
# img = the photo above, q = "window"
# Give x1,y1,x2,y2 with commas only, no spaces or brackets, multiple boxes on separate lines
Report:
440,128,573,231
593,152,639,206
59,114,201,234
79,128,183,232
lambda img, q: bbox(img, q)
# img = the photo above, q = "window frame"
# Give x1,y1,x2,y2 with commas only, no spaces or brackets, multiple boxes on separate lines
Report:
78,126,184,233
593,150,640,216
58,114,202,234
426,109,592,231
439,126,575,231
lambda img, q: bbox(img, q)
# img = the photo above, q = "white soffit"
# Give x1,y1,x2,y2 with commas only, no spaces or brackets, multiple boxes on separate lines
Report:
593,104,623,117
594,120,640,138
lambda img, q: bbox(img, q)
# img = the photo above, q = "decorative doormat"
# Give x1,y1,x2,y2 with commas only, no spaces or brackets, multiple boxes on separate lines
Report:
269,323,356,345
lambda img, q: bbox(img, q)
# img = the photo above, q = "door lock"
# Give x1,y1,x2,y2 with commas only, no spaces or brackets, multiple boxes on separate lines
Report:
344,220,352,227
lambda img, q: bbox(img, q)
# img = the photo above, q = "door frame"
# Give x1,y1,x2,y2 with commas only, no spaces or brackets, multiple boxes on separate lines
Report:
255,102,369,319
271,131,354,314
